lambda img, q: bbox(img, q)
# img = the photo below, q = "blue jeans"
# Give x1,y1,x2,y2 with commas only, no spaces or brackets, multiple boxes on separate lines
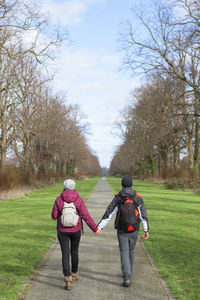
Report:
117,230,139,280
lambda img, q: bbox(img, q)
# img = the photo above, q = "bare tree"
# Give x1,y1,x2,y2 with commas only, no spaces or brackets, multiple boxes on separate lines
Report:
0,0,67,63
114,73,187,177
10,55,47,175
0,0,68,172
0,1,101,182
119,0,200,175
0,47,17,168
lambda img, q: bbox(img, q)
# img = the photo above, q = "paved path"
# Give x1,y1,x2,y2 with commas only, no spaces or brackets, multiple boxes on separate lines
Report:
24,177,175,300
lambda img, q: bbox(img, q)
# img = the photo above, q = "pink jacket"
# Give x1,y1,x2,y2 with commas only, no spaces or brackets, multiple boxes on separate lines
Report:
51,190,98,233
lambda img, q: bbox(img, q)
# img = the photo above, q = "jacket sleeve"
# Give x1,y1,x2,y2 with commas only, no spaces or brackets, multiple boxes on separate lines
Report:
79,199,98,232
51,198,60,219
98,196,120,230
136,195,149,232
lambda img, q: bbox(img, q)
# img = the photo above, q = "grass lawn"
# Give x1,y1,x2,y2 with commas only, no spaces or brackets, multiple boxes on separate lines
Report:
107,177,200,300
0,177,100,300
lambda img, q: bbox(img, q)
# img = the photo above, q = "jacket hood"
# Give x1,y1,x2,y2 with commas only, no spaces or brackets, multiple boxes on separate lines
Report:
119,187,136,197
119,187,141,206
118,187,141,206
60,190,79,203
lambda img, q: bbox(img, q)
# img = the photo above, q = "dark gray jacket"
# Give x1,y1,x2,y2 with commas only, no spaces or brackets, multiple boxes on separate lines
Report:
98,187,149,232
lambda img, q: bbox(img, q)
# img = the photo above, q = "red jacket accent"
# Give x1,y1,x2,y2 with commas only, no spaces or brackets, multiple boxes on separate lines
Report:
136,194,142,198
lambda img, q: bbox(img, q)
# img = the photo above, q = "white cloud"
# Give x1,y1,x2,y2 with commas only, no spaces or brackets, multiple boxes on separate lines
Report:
38,0,140,167
49,47,139,167
51,47,136,92
100,55,120,65
42,0,105,26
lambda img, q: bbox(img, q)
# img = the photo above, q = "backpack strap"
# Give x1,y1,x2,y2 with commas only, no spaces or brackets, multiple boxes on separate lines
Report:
77,210,84,234
74,196,84,234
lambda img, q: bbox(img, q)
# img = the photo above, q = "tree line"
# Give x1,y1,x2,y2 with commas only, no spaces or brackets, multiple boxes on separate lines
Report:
110,0,200,178
0,0,101,187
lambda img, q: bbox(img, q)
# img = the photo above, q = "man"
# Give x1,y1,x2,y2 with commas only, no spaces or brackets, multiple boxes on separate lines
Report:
97,175,149,287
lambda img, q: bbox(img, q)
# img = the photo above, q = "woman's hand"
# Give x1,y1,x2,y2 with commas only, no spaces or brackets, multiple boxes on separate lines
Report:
95,228,102,235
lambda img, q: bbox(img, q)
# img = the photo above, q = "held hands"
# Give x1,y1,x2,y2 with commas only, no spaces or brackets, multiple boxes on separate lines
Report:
143,232,149,240
95,228,102,235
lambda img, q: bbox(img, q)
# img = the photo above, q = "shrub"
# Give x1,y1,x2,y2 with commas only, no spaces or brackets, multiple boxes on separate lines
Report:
165,178,200,190
161,165,191,179
0,165,23,189
0,164,64,190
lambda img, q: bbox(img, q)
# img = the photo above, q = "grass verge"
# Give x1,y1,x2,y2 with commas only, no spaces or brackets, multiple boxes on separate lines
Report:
0,177,100,300
107,177,200,300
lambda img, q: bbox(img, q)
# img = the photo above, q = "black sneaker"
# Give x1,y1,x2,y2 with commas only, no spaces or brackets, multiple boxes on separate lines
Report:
123,280,131,287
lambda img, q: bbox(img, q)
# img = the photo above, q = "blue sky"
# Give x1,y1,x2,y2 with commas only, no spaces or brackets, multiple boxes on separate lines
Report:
41,0,143,167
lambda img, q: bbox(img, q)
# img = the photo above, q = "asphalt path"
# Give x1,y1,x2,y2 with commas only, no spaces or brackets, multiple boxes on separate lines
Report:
23,177,175,300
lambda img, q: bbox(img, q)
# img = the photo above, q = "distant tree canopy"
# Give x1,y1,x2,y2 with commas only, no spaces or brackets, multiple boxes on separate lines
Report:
110,0,200,178
0,0,101,185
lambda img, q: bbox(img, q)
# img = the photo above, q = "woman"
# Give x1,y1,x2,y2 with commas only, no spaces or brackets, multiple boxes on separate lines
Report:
51,179,99,290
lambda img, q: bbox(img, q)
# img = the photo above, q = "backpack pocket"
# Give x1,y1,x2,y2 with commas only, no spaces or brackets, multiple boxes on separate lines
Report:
61,202,79,227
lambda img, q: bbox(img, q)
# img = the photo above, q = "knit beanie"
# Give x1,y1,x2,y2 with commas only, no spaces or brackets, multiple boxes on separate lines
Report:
64,179,75,190
121,175,133,188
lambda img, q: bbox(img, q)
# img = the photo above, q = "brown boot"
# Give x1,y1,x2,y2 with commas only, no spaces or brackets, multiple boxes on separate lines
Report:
64,276,72,290
72,272,79,281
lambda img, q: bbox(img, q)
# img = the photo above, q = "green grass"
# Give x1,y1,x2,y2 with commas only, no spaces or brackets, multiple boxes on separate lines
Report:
0,177,100,300
107,177,200,300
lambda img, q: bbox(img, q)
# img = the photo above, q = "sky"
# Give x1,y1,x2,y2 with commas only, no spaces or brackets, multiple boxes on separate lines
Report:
41,0,143,168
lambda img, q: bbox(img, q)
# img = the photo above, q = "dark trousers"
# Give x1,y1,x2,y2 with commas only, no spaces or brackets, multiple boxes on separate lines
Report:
57,230,81,276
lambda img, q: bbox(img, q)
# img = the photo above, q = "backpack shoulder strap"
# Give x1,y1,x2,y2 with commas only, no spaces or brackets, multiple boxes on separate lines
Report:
74,197,84,234
115,194,124,207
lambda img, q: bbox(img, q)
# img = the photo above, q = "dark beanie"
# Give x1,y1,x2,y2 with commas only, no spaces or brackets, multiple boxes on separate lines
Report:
121,175,133,188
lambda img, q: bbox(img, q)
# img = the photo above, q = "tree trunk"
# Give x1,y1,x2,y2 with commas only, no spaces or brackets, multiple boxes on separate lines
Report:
0,115,7,168
32,162,38,177
187,131,194,172
157,153,161,177
193,91,200,176
173,144,180,170
193,115,199,176
147,152,156,177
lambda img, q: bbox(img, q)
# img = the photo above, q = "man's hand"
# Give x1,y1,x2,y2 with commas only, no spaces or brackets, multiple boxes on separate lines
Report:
143,232,149,240
95,228,102,235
